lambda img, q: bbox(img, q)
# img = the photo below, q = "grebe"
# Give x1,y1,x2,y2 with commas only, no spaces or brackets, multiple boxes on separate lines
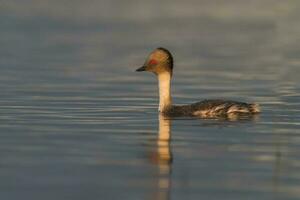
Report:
136,47,260,117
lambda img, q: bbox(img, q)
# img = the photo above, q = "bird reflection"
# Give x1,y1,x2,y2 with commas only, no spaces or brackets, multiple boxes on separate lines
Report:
149,114,173,200
148,113,259,200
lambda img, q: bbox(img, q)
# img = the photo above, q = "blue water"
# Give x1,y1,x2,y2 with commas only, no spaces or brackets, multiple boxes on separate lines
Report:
1,1,300,199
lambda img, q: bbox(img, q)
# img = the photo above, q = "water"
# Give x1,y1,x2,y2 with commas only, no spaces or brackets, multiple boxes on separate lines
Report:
1,1,300,199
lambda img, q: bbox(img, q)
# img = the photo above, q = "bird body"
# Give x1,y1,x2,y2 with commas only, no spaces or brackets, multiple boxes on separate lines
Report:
136,47,260,118
162,100,260,117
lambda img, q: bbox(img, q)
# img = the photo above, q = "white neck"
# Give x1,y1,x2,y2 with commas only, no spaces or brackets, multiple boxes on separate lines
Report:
158,72,172,112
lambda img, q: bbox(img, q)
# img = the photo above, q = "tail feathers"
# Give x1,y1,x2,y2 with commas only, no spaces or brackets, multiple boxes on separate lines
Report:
249,103,261,113
227,103,261,114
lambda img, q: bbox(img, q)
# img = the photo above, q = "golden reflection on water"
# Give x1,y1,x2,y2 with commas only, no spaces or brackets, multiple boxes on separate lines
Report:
147,112,279,200
148,113,262,200
149,114,172,200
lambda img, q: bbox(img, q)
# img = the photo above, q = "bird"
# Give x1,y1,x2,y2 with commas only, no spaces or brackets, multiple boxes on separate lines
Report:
136,47,260,118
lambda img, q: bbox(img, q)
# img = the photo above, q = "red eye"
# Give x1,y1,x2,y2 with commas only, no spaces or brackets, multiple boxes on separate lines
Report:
148,59,158,65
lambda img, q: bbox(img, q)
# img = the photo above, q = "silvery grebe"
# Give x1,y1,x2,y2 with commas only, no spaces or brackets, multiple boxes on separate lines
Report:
136,47,260,117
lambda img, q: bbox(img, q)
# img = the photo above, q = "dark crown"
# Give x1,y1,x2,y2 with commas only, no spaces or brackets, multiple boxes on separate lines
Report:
157,47,174,70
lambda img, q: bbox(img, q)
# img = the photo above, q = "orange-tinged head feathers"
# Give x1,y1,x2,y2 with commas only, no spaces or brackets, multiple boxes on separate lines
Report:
136,47,173,75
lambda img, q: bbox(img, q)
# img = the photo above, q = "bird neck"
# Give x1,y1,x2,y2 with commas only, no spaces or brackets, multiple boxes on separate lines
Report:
158,72,172,112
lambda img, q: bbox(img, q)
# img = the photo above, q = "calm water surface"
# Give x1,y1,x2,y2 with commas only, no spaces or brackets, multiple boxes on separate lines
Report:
1,1,300,199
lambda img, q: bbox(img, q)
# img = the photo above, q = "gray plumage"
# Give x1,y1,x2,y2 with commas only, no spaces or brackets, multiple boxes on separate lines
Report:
163,99,260,117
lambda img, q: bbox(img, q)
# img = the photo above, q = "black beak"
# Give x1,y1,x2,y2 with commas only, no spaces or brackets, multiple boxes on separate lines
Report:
136,65,147,72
